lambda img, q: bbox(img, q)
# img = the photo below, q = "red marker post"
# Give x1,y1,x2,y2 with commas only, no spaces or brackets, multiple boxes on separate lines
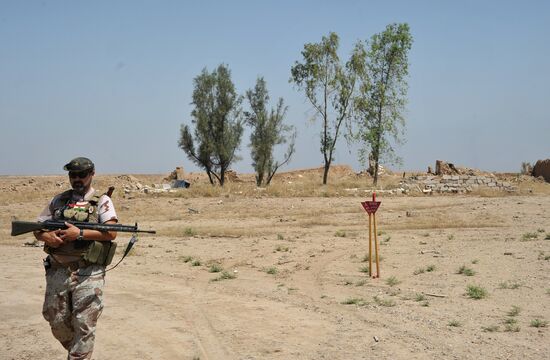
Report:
361,193,381,278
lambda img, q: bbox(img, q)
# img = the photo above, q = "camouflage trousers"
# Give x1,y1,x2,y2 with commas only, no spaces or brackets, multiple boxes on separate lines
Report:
43,263,105,360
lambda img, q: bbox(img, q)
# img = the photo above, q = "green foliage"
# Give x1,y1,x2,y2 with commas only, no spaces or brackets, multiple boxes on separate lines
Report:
466,284,488,299
264,266,278,275
334,230,346,237
482,325,499,332
457,265,476,276
245,77,296,186
448,320,461,327
211,270,236,281
178,64,243,186
353,23,413,185
507,305,521,317
385,276,400,286
414,293,426,302
341,297,367,306
290,32,365,184
521,232,538,241
209,264,223,273
530,318,548,328
183,227,196,236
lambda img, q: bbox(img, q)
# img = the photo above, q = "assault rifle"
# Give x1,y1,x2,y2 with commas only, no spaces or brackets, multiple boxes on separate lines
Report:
11,220,156,236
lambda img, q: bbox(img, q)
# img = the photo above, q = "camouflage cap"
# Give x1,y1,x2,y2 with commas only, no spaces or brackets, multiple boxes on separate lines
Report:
63,157,95,171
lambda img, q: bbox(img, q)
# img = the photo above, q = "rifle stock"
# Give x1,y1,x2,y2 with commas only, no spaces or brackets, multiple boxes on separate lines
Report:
11,220,156,236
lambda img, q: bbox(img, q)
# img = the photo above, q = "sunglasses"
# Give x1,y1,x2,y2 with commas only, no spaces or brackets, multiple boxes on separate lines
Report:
69,171,91,179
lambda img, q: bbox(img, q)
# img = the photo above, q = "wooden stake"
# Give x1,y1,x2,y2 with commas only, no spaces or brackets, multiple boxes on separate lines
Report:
373,212,380,278
368,213,373,277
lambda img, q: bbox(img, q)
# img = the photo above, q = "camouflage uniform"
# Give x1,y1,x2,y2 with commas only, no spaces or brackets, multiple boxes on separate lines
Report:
38,157,117,360
43,263,105,360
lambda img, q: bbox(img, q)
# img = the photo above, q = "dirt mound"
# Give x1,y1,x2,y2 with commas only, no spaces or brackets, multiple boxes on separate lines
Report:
532,159,550,182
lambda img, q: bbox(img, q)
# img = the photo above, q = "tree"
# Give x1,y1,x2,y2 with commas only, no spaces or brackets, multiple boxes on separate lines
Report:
354,23,413,185
245,77,296,186
178,64,243,186
290,32,365,185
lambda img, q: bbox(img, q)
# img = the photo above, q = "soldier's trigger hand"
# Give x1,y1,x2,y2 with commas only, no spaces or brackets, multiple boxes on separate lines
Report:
43,231,64,248
59,222,79,242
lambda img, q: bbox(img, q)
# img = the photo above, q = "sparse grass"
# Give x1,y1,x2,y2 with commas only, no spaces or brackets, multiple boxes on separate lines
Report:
426,264,436,272
415,293,427,302
457,265,476,276
334,230,346,238
178,255,194,263
422,232,430,237
341,297,367,306
447,234,454,240
191,259,202,266
521,232,538,241
546,234,550,240
538,251,550,261
361,253,383,262
382,235,391,243
448,320,461,327
420,301,430,307
373,295,396,307
499,281,521,289
413,267,425,275
466,284,488,299
482,325,499,332
385,276,401,287
209,264,223,273
503,317,520,332
264,266,278,275
211,270,236,281
537,228,545,233
184,227,197,236
507,305,521,317
275,245,289,252
359,266,370,273
277,233,284,240
530,318,548,328
471,259,479,264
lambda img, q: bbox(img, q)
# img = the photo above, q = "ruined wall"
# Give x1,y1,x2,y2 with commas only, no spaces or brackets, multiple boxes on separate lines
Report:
532,159,550,183
401,175,515,194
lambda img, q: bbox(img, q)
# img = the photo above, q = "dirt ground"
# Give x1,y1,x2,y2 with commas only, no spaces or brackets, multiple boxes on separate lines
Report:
1,171,549,360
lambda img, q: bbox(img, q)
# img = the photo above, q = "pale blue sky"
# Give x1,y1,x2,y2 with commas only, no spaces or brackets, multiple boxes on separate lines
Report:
1,0,549,175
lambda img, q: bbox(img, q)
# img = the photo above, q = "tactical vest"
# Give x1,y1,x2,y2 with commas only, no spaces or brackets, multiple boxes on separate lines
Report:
44,189,117,266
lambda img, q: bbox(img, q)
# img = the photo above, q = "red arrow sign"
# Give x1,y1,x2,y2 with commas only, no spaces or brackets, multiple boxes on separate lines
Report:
361,192,381,214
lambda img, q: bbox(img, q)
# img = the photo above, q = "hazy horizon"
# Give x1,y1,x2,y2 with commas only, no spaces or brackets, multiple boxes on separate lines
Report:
1,1,549,176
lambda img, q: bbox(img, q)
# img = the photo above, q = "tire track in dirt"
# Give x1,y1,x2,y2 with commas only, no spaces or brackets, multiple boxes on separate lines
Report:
106,274,233,360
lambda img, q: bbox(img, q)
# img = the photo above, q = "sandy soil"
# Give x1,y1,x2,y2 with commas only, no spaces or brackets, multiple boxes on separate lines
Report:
1,174,549,359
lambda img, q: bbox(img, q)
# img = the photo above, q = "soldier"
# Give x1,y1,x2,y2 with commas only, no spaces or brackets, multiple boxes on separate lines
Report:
34,157,118,360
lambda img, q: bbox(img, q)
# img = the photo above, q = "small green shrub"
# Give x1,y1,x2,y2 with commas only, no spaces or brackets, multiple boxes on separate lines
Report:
184,227,196,236
264,267,278,275
507,305,521,317
334,230,346,238
530,318,548,328
414,293,426,302
426,264,436,272
277,233,284,240
179,255,193,263
466,284,488,299
385,276,401,287
482,325,499,332
341,297,367,306
191,259,202,266
521,232,538,241
209,264,223,273
457,265,476,276
448,320,461,327
211,270,236,281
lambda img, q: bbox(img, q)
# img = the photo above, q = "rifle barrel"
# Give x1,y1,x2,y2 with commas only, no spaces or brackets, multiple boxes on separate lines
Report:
11,220,156,236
